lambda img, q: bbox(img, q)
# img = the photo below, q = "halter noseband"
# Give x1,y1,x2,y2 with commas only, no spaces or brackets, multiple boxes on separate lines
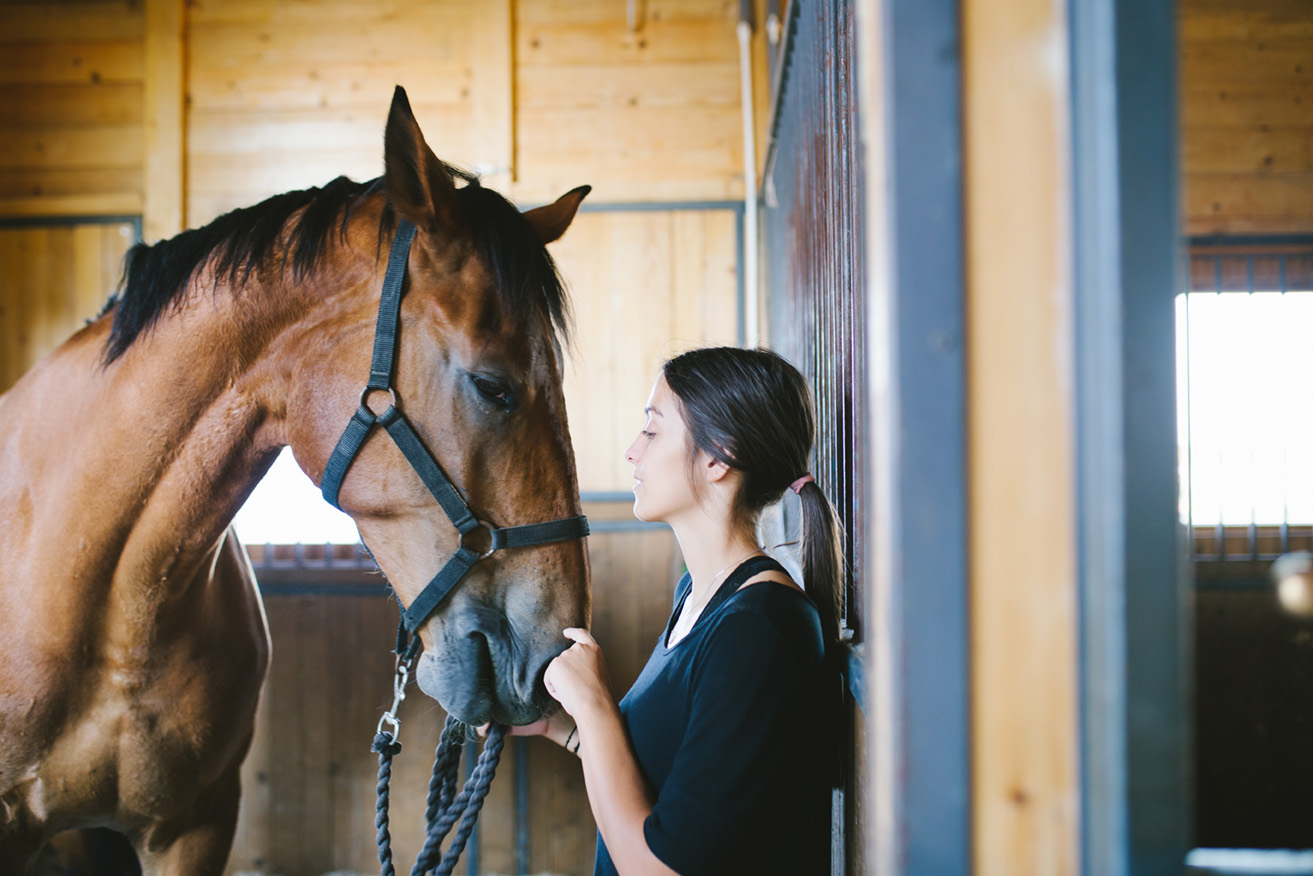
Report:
320,219,589,658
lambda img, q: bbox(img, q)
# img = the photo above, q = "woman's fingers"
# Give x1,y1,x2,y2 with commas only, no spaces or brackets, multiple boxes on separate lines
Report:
562,626,597,647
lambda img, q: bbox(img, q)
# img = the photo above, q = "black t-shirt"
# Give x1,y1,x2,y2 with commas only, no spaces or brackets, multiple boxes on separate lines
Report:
593,555,834,876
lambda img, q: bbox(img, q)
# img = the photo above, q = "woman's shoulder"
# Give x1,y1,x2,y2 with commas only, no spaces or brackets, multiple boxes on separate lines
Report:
709,576,824,658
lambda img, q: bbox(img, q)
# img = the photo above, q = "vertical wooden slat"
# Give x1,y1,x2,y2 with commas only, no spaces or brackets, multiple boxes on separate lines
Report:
963,0,1079,873
144,0,185,240
472,0,515,191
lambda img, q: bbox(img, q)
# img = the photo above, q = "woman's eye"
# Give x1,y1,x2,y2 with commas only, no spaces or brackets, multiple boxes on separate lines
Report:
641,430,655,440
471,374,512,407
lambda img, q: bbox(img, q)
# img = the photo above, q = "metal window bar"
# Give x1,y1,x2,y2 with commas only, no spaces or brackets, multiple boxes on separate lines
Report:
1185,238,1313,588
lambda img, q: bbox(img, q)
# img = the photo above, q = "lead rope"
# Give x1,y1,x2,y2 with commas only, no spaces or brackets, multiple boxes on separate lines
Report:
371,660,507,876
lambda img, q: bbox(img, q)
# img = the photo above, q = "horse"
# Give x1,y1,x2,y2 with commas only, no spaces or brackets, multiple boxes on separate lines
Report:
0,86,592,874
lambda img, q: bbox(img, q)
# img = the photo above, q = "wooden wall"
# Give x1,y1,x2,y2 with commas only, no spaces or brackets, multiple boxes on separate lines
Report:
1181,0,1313,236
183,0,765,227
0,0,145,217
0,221,135,390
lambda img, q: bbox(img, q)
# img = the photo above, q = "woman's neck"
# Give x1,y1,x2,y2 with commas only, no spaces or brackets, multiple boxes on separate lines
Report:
670,513,762,603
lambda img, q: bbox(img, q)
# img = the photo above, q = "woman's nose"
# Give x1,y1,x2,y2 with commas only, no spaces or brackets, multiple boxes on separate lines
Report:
624,435,641,463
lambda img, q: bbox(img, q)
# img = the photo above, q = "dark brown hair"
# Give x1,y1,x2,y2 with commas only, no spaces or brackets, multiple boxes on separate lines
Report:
662,346,844,653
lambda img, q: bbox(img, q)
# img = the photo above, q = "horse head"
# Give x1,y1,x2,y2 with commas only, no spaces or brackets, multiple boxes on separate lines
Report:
287,87,590,726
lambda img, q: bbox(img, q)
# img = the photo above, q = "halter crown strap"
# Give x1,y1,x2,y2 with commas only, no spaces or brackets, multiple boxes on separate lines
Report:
320,218,589,641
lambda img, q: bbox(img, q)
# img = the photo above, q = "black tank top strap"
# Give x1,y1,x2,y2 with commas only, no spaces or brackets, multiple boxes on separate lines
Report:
705,553,789,616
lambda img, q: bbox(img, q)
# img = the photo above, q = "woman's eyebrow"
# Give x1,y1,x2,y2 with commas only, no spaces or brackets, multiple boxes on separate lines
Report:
644,406,664,417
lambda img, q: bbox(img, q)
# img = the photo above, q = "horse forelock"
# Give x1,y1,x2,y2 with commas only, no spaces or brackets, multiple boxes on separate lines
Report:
100,171,571,365
451,181,573,354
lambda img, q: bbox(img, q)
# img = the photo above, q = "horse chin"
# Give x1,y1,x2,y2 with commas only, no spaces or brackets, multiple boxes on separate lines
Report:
414,650,546,727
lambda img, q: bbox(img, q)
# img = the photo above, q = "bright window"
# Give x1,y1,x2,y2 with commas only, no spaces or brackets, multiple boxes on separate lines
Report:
232,447,361,545
1178,249,1313,526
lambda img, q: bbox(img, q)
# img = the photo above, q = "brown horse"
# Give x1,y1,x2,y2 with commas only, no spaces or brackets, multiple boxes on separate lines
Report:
0,86,591,874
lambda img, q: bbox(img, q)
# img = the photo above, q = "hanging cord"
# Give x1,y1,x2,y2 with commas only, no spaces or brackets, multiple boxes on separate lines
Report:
371,658,507,876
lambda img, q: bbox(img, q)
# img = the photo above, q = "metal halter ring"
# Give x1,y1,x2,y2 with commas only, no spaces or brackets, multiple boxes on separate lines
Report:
359,385,399,417
460,519,498,560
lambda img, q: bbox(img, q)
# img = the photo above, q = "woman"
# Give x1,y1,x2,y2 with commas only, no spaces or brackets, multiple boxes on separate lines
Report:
521,346,842,875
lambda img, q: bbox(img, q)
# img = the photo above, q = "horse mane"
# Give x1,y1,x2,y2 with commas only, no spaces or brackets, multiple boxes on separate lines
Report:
102,167,571,363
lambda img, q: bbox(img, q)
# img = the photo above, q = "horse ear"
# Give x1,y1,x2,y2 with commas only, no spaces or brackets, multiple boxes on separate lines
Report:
523,186,591,244
384,85,459,233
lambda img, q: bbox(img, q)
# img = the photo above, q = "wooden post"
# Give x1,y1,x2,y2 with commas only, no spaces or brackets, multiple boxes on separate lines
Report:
144,0,184,241
963,0,1080,873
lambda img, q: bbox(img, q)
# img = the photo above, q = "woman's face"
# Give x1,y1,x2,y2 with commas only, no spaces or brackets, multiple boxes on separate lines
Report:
624,375,699,523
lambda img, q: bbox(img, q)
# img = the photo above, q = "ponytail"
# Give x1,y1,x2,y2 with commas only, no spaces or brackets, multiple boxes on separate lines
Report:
796,480,844,655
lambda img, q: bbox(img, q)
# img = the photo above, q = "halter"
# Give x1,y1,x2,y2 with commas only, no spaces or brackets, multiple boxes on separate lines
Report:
320,218,590,659
323,218,589,876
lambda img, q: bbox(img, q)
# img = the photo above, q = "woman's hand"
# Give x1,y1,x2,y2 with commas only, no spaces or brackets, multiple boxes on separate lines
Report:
543,627,616,723
477,711,570,747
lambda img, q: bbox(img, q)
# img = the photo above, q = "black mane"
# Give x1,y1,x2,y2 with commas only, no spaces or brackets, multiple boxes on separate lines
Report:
102,169,571,363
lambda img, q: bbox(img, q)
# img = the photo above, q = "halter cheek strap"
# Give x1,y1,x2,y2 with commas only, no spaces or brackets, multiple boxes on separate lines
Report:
320,219,589,656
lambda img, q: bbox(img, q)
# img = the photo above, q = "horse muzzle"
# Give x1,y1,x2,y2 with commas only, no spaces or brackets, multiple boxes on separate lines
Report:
414,621,563,727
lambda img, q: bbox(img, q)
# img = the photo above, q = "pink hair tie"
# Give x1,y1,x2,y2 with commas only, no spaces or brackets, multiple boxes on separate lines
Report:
789,473,815,495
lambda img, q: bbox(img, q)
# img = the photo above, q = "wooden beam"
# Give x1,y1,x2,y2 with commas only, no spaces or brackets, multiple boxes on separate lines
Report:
964,0,1080,872
0,193,142,218
143,0,184,241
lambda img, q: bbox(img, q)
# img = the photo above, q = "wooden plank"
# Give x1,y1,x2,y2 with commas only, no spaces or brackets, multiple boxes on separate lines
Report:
1180,9,1313,42
0,0,144,42
186,67,469,111
513,174,744,204
1181,81,1313,128
471,0,514,188
1183,125,1313,175
1184,172,1313,236
1180,39,1313,83
0,167,143,201
516,62,740,111
963,0,1079,872
0,193,141,218
0,83,143,127
517,18,739,67
144,0,184,241
0,125,143,170
0,41,143,85
188,0,471,26
187,17,473,68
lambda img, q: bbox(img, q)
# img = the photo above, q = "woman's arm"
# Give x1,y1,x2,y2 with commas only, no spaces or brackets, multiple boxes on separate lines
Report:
546,628,681,876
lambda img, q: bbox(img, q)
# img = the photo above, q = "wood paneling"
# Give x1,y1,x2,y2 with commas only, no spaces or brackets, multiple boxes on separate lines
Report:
144,0,184,241
0,221,134,393
0,0,145,218
554,208,740,492
185,0,498,225
963,0,1079,873
512,0,749,203
1181,0,1313,235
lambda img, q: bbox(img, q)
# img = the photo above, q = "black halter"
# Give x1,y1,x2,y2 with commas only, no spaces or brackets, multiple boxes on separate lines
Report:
321,218,589,658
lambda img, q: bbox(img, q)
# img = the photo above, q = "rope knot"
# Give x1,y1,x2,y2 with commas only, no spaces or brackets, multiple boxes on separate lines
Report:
373,731,403,757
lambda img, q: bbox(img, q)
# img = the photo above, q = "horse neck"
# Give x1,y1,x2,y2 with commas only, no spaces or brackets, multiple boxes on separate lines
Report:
19,256,363,610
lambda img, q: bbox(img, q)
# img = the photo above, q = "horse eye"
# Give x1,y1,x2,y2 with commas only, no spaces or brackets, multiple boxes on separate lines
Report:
470,374,513,408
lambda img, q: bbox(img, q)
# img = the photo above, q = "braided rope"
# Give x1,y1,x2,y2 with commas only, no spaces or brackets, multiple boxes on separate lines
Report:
375,716,507,876
372,730,405,876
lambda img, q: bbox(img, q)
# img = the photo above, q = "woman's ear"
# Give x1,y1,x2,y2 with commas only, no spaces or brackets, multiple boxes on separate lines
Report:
703,455,733,484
